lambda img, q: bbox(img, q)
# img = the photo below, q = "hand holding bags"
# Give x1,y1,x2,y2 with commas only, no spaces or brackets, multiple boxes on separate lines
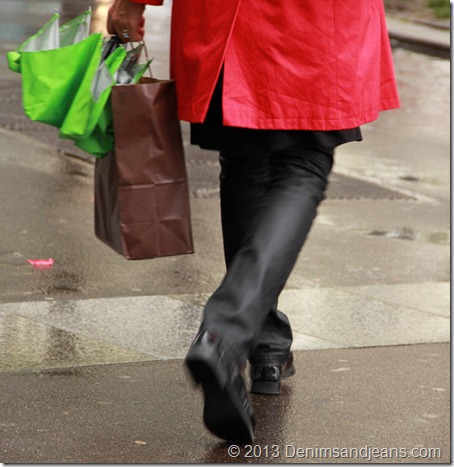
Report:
94,77,194,260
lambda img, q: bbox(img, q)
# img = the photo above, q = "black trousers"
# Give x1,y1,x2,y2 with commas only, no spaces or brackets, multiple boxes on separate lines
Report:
199,141,334,365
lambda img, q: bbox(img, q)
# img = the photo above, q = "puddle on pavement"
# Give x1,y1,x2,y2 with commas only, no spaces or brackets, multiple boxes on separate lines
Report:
424,231,450,245
39,270,86,295
369,227,418,241
399,175,420,182
369,228,449,245
202,386,294,463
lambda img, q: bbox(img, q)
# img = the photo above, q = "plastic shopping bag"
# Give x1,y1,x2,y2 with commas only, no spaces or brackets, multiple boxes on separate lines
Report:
6,11,152,157
6,11,105,129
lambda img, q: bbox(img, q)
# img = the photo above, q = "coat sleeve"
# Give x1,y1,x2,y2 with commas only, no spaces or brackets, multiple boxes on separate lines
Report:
130,0,163,4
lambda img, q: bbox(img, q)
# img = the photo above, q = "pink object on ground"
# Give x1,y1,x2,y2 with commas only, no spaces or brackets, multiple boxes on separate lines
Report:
27,258,54,270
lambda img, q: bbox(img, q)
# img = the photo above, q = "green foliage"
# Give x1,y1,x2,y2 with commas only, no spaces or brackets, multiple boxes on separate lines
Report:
428,0,451,18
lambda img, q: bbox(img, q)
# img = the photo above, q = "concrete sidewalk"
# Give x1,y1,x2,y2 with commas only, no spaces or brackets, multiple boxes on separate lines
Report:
0,343,449,463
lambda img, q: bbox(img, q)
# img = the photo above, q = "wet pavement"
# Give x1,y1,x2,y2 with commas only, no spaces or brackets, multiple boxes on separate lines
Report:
0,1,450,464
1,344,449,463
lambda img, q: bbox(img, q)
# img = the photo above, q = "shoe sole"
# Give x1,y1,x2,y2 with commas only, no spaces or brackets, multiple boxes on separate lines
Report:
186,350,255,443
250,365,296,395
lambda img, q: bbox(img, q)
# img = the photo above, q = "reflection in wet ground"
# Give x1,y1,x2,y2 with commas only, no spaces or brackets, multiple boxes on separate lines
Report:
369,228,449,245
1,346,449,463
392,47,449,136
202,388,294,464
0,311,149,371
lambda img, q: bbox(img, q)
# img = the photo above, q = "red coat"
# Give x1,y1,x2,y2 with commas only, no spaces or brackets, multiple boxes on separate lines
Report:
133,0,400,130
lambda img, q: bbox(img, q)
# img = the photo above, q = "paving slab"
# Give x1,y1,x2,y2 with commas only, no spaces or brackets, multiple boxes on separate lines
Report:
340,282,450,319
0,281,449,372
280,287,450,348
0,343,449,464
0,313,150,372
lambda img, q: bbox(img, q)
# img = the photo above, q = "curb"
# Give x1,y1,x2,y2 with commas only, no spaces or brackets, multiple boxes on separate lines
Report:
389,29,450,53
386,16,450,58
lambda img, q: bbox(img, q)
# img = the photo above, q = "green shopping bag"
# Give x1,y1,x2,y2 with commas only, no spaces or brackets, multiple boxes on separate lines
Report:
7,11,151,157
7,11,91,72
22,34,103,129
59,45,126,142
7,11,103,129
75,106,114,157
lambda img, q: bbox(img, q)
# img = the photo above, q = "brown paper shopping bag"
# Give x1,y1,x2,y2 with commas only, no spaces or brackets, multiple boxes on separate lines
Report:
94,77,194,260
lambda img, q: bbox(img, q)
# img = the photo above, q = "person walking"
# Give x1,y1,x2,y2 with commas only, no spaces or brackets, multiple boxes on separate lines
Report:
107,0,399,443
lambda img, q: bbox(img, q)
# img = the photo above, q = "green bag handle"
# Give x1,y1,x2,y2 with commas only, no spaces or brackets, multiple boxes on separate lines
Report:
7,51,22,73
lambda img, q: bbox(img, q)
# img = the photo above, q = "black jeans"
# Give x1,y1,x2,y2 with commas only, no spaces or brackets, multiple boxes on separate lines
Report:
200,141,334,365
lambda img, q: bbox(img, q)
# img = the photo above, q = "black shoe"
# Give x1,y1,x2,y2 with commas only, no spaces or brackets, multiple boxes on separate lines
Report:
185,331,256,443
250,352,296,395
